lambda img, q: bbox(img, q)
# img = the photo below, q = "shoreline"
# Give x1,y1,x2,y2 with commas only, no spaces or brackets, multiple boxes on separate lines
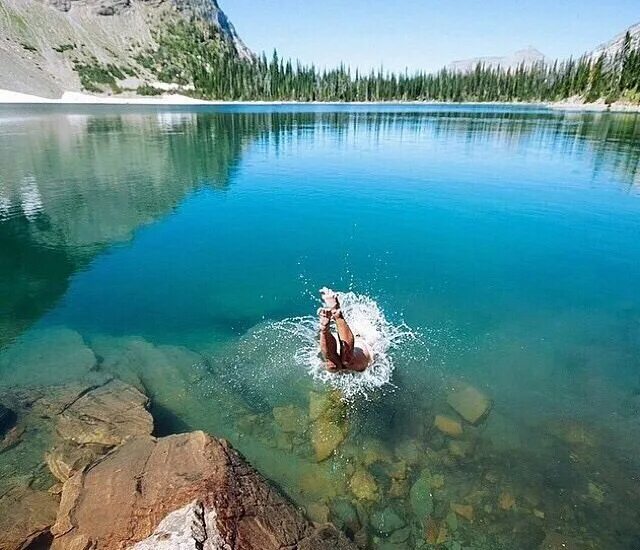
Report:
1,88,639,112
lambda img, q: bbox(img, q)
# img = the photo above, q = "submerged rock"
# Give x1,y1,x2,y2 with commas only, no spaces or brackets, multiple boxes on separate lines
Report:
447,383,492,425
89,335,206,423
0,408,21,453
0,327,96,388
388,477,409,499
425,517,439,544
545,419,597,447
0,403,17,438
434,414,463,438
0,425,24,453
330,498,361,533
394,439,422,465
587,481,605,504
56,379,153,447
447,439,473,459
409,469,434,519
498,490,516,511
388,460,407,480
0,374,114,493
445,511,458,532
539,532,580,550
0,486,58,550
370,507,406,535
361,438,394,466
51,431,355,550
430,473,445,490
388,526,411,544
273,404,308,434
353,527,368,549
45,441,106,483
425,518,448,545
312,420,347,461
306,502,331,524
451,503,474,521
349,468,379,502
298,469,340,502
309,390,348,461
46,378,153,482
309,390,345,422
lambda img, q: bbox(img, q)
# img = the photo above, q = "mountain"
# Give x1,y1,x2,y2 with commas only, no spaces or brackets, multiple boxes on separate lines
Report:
0,0,251,98
448,46,549,73
588,21,640,60
448,23,640,75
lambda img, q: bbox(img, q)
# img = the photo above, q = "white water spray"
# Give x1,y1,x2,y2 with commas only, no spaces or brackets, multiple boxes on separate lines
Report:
268,290,416,399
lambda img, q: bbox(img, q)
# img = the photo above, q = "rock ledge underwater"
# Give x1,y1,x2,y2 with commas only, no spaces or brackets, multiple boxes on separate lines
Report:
0,376,354,550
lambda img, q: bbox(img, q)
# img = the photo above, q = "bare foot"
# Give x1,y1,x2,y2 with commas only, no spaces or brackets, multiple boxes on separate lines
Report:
318,307,332,330
325,361,341,373
320,287,340,312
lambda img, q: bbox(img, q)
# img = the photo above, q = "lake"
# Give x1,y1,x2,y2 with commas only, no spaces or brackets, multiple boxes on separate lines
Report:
1,104,639,549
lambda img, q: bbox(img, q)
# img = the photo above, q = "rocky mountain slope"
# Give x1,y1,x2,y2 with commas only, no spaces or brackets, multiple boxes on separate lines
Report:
588,21,640,60
448,46,549,73
0,0,250,97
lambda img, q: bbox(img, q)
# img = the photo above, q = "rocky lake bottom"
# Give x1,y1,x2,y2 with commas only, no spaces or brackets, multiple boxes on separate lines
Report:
1,324,639,549
1,104,639,549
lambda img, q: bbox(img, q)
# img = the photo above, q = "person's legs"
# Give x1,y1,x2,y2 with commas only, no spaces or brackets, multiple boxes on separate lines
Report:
318,308,342,372
320,288,355,362
333,310,355,363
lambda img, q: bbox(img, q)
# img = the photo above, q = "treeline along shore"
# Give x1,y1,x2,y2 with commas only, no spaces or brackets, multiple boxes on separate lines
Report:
133,21,640,104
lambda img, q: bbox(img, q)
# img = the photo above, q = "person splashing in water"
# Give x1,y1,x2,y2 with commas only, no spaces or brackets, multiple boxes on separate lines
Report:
318,287,373,373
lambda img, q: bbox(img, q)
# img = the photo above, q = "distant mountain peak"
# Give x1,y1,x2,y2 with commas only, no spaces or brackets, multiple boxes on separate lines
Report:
514,46,545,56
448,46,549,73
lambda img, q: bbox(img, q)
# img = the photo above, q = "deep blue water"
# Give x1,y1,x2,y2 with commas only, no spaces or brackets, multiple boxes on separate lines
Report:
1,104,639,549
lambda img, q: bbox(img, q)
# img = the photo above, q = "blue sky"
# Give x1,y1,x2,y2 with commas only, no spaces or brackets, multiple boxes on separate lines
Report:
223,0,639,72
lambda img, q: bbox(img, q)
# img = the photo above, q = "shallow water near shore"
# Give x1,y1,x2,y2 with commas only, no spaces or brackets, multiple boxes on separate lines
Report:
1,104,640,548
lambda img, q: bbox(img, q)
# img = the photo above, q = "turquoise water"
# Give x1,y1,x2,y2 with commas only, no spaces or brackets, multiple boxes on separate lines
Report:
1,104,640,548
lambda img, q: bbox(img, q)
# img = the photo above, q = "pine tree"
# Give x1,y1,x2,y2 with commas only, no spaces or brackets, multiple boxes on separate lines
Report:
152,20,640,105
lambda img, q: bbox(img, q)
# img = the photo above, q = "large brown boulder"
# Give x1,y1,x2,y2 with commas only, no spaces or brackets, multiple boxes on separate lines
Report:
52,431,355,550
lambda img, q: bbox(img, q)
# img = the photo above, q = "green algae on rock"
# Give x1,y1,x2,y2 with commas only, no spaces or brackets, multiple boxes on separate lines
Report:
370,506,406,535
409,469,434,520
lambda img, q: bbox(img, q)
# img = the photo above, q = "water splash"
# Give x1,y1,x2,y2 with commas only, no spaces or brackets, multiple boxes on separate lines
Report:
267,290,417,399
